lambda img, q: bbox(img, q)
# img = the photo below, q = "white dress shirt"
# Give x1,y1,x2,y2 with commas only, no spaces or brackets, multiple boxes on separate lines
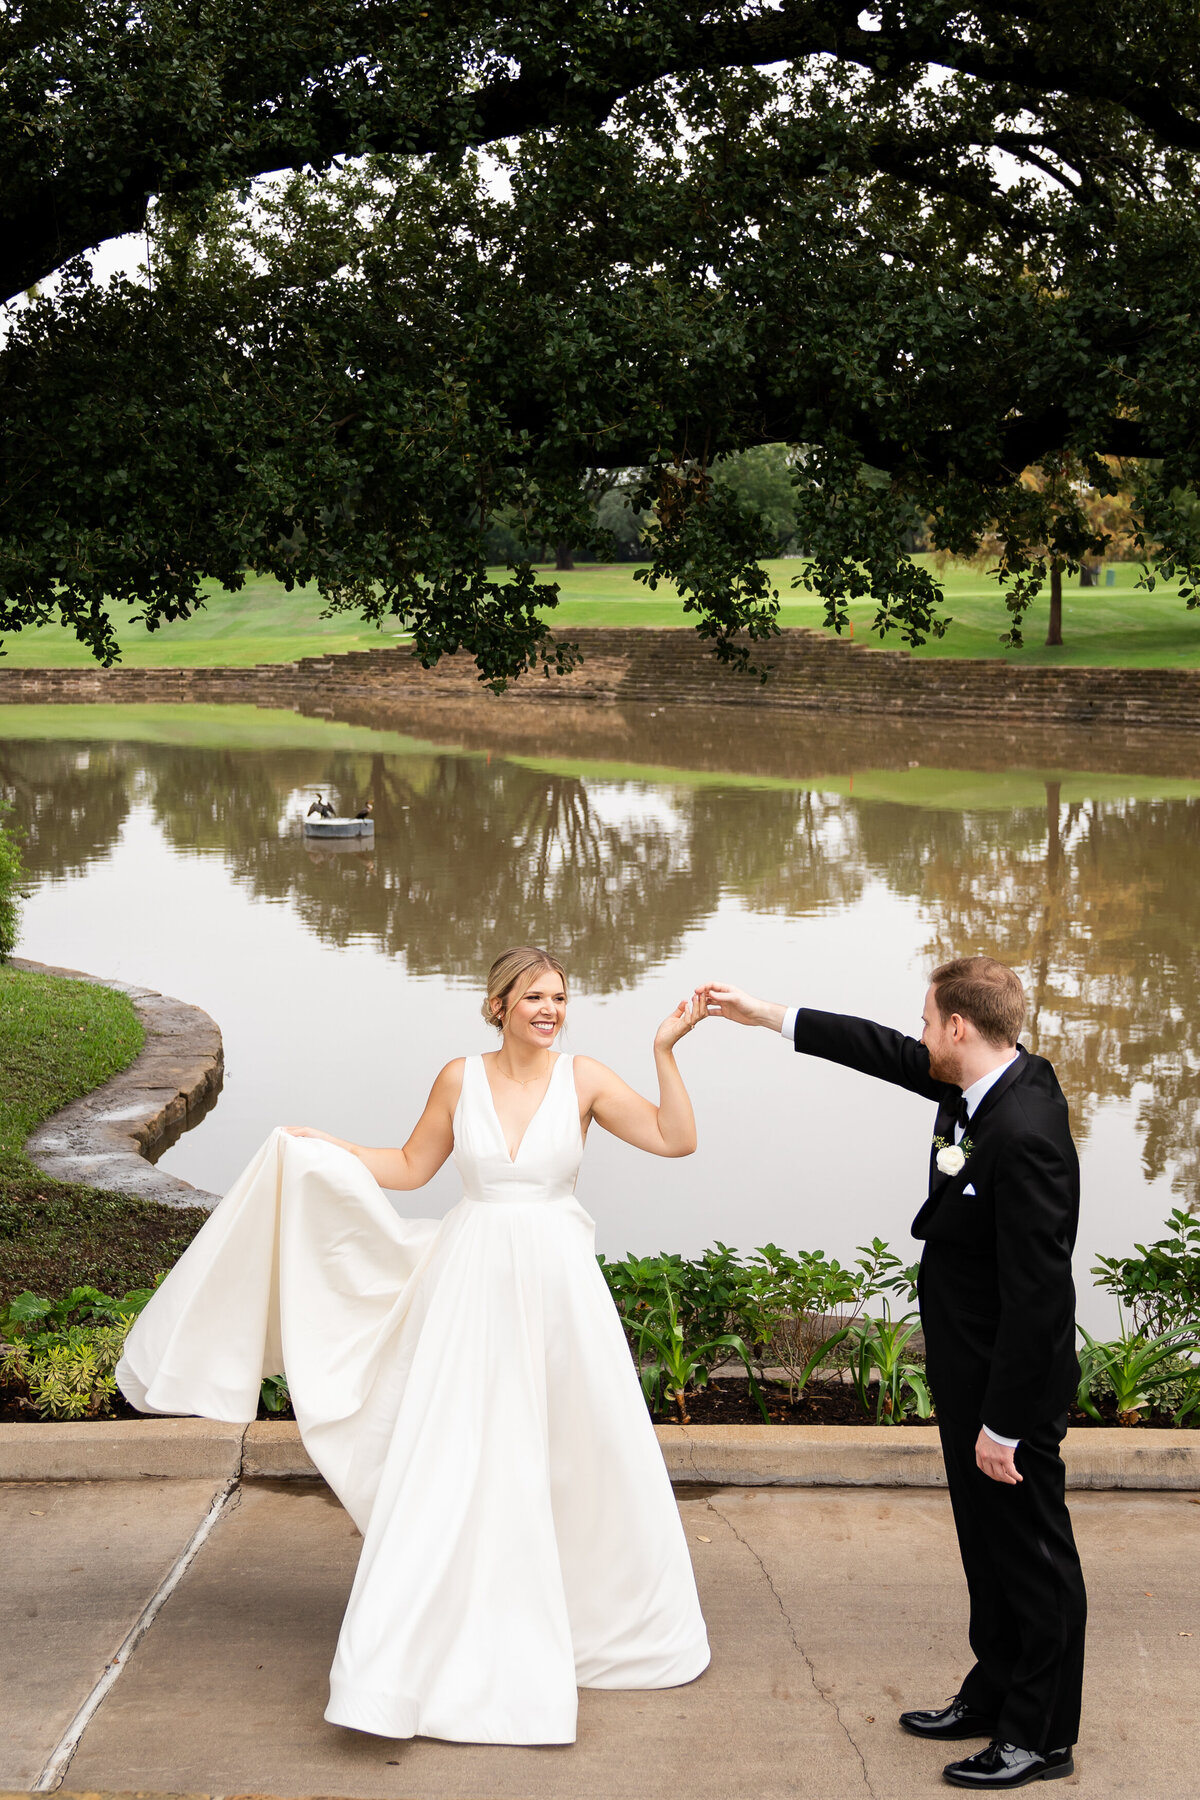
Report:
780,1009,1021,1449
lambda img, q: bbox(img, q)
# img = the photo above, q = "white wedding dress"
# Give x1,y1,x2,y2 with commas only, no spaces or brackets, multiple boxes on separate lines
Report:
116,1052,710,1744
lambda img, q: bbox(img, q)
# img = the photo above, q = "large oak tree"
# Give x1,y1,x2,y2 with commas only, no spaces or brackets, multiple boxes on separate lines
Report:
5,3,1200,679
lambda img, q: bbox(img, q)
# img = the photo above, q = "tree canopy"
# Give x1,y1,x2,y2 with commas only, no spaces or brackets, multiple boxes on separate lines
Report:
6,3,1200,680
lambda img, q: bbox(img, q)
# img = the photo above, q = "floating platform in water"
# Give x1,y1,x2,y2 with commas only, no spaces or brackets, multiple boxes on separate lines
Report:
303,817,375,839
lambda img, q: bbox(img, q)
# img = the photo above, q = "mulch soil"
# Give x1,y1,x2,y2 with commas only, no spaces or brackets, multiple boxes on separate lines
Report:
667,1375,1188,1429
1,1368,1190,1429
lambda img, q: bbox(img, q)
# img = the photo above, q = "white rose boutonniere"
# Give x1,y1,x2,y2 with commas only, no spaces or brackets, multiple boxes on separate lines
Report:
933,1135,973,1178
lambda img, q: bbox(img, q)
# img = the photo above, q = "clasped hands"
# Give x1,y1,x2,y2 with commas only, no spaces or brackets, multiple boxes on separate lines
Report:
655,981,769,1049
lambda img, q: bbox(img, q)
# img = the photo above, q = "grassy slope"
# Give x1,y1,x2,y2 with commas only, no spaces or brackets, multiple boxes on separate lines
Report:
0,967,207,1303
2,558,1200,669
0,967,145,1153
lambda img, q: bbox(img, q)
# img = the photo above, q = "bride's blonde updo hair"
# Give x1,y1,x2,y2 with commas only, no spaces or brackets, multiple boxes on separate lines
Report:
483,946,568,1033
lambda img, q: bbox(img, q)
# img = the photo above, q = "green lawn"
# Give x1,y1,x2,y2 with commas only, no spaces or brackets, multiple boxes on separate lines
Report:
0,966,145,1155
0,966,209,1303
3,557,1200,669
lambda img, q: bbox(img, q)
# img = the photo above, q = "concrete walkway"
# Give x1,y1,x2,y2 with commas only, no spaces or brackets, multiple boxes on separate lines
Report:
3,1477,1197,1799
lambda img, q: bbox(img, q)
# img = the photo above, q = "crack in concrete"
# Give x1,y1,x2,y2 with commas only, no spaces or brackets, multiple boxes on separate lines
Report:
706,1495,878,1799
33,1476,243,1792
684,1424,701,1481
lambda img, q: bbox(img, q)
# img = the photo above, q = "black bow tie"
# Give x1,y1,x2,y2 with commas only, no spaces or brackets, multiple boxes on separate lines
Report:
955,1095,971,1133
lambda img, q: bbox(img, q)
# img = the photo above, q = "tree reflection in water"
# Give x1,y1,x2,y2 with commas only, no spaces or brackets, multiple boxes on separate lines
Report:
854,789,1200,1201
2,732,1197,1200
0,743,135,882
142,749,862,990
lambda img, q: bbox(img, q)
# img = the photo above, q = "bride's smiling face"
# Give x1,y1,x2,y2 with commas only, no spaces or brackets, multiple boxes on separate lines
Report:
499,971,567,1047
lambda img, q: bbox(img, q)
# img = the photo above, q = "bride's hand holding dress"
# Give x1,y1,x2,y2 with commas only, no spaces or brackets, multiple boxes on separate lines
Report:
280,1055,462,1189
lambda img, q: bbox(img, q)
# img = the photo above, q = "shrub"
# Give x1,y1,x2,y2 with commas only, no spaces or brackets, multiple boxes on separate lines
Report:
1092,1209,1200,1338
0,807,21,960
600,1236,925,1421
629,1278,765,1425
738,1244,861,1399
1076,1317,1200,1426
0,1284,153,1420
2,1326,129,1419
0,1283,290,1420
599,1243,754,1370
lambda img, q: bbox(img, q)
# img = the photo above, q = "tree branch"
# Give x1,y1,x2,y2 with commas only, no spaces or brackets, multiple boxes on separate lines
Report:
6,5,1200,299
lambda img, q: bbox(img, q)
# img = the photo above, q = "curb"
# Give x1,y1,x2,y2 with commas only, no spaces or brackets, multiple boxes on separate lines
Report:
12,958,224,1210
0,1419,245,1481
654,1422,1200,1489
2,1418,1197,1490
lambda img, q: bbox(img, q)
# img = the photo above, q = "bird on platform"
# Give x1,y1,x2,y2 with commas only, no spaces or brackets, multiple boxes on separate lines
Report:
308,793,337,819
355,802,374,821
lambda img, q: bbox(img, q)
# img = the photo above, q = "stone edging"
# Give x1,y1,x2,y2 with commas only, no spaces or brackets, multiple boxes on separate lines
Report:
12,958,224,1210
2,627,1200,730
1,1417,1196,1490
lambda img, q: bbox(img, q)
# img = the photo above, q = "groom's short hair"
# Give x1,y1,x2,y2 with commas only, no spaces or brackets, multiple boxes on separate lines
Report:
931,956,1025,1047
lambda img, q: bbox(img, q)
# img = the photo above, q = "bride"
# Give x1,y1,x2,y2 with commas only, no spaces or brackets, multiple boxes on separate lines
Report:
117,945,711,1746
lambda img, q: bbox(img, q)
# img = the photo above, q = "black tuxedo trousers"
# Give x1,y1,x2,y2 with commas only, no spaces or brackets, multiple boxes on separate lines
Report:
791,1009,1087,1751
939,1409,1086,1750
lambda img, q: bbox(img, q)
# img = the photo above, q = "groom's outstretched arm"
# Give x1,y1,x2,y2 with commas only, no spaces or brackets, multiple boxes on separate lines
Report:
700,984,943,1103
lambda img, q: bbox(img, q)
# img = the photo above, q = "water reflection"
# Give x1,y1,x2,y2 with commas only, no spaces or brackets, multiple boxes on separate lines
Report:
890,786,1200,1195
2,740,864,990
0,741,135,879
2,710,1198,1209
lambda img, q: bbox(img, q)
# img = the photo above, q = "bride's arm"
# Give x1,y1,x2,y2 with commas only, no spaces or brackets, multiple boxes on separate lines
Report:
577,1000,701,1158
283,1059,463,1190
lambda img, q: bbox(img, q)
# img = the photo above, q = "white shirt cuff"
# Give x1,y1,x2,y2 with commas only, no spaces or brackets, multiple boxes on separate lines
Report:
781,1006,798,1040
982,1424,1020,1448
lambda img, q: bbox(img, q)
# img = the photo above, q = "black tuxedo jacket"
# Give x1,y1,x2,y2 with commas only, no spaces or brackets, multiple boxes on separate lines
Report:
793,1008,1080,1437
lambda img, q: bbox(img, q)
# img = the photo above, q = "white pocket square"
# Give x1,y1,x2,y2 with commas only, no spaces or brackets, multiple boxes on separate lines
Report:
963,1183,977,1196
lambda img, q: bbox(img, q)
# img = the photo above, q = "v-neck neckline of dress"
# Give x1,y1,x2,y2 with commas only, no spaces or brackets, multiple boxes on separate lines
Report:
480,1052,562,1164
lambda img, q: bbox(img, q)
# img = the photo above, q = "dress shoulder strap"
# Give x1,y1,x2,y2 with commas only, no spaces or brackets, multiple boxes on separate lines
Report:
454,1053,483,1116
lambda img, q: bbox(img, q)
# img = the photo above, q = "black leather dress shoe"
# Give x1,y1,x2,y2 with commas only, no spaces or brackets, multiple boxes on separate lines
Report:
899,1697,998,1740
943,1741,1075,1788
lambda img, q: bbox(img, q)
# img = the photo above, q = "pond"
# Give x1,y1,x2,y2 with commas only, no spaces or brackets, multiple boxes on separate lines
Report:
3,696,1198,1332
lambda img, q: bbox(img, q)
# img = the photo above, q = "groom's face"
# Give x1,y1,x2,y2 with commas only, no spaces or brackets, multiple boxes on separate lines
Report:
920,985,962,1084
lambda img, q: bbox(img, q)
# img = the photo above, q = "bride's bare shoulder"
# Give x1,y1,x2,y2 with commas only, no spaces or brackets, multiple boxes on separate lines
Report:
429,1057,468,1108
570,1054,616,1101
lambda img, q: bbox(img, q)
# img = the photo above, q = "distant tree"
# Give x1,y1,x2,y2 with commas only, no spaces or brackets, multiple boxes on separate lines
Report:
593,482,654,559
712,447,801,555
941,455,1200,647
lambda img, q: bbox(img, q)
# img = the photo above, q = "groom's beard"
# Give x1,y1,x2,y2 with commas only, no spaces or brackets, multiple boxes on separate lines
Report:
926,1045,964,1087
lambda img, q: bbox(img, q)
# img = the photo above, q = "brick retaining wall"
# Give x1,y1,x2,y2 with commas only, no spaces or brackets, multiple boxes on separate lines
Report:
1,627,1198,732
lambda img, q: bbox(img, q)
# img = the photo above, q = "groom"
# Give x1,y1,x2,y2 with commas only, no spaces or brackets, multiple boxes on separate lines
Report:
701,957,1087,1790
